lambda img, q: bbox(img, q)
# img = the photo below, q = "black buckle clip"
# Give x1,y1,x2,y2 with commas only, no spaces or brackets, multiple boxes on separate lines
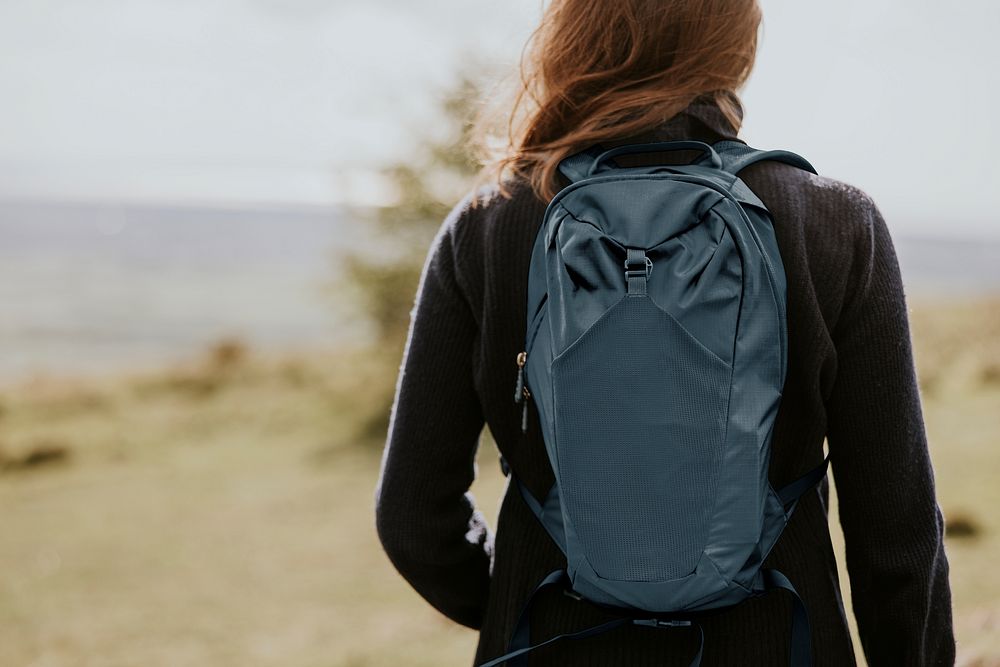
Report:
632,618,692,628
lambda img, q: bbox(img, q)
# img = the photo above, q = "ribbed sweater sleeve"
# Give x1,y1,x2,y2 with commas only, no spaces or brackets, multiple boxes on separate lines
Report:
823,193,955,665
374,194,493,629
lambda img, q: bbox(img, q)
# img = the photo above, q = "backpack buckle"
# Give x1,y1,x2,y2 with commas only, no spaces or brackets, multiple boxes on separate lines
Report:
623,257,653,278
632,618,692,628
624,249,652,295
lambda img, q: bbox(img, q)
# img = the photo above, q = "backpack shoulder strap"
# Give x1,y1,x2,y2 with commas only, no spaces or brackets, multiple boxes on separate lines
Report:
558,144,614,184
498,455,569,557
713,140,818,176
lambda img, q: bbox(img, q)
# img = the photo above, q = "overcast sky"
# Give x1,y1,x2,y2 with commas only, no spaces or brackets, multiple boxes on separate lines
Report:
0,0,996,237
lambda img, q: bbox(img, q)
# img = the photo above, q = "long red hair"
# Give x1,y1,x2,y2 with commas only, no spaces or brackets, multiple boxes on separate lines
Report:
469,0,761,206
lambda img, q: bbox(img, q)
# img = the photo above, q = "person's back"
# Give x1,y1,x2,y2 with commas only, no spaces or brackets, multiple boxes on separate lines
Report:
374,2,955,665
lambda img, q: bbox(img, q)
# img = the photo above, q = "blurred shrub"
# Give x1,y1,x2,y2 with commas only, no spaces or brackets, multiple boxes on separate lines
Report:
207,337,249,371
332,73,488,447
0,437,72,474
130,336,252,400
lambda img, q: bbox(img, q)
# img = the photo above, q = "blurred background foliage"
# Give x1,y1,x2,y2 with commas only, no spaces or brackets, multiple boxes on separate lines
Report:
331,73,486,446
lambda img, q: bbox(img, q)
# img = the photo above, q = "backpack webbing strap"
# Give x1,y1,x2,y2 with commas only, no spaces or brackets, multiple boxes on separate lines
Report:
713,140,818,176
477,569,625,667
625,247,651,295
479,568,705,667
761,569,813,666
634,618,705,664
776,455,831,515
558,144,614,184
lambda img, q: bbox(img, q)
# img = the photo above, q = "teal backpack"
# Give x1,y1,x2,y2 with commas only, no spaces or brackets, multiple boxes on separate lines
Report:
483,140,830,666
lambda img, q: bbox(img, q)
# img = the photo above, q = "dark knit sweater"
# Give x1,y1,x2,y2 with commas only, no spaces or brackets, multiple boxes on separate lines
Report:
374,98,955,666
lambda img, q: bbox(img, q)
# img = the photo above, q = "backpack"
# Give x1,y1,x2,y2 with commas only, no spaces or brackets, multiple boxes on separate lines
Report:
483,139,831,667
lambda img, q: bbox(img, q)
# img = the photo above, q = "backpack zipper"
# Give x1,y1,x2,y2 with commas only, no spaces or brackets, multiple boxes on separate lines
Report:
513,301,548,434
514,351,531,432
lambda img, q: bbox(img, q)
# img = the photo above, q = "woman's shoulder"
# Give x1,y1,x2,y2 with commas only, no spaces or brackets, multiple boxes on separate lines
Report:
739,160,893,339
438,176,548,259
429,177,547,307
449,176,546,229
741,159,883,235
739,160,888,281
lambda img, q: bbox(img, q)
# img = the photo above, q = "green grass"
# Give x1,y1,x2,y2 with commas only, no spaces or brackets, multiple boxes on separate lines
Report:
0,297,997,666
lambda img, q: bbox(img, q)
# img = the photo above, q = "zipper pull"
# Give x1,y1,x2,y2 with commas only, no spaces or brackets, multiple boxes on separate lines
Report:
515,351,530,433
514,351,526,403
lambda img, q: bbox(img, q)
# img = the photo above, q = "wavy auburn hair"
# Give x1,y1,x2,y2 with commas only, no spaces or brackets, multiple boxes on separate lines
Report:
468,0,761,206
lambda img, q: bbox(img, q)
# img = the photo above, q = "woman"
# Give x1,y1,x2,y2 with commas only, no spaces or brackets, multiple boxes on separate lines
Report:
374,0,955,664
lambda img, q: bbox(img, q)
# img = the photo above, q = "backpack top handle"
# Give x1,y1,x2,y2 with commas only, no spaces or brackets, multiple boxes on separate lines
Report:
586,140,723,177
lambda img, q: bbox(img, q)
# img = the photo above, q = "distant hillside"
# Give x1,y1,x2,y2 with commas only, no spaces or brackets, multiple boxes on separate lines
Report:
1,197,998,383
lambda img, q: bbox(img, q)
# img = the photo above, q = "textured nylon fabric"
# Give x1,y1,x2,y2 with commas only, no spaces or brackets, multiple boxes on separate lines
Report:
552,294,731,581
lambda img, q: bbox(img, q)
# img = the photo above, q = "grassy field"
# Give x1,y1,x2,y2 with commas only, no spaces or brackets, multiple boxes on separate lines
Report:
0,297,998,667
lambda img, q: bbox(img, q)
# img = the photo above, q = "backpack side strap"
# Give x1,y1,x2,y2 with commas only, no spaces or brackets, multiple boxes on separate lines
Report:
713,140,818,176
776,454,831,516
